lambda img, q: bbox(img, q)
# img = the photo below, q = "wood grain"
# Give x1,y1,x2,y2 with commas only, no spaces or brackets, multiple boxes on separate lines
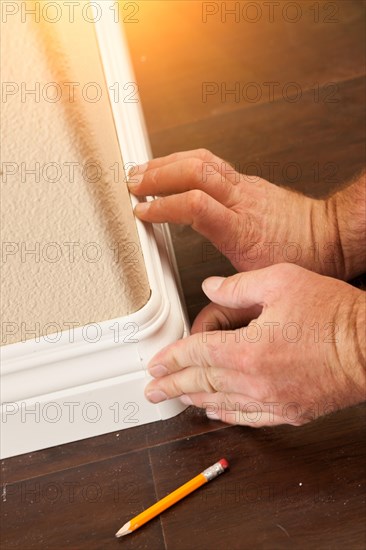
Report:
125,1,365,134
150,406,366,550
1,450,165,550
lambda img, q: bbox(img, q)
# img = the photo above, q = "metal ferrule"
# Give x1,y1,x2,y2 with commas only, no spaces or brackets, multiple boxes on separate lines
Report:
202,461,225,481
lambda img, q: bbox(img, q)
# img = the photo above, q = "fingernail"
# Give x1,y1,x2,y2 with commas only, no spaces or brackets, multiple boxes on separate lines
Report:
128,173,144,188
149,364,168,378
179,395,193,406
134,202,150,215
202,276,225,293
136,162,149,174
146,390,168,403
128,162,148,178
206,411,220,420
127,162,148,187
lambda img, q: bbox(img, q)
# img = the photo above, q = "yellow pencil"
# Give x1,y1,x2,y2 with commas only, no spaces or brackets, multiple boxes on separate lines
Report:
115,458,229,537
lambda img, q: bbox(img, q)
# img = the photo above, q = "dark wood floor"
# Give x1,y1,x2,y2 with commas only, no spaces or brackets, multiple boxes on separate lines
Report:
1,1,365,548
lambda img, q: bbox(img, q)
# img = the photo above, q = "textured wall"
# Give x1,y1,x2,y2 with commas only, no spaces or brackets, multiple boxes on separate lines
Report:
1,3,150,346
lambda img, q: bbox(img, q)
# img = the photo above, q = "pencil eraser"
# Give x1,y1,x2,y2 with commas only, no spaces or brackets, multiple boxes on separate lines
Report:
219,458,229,470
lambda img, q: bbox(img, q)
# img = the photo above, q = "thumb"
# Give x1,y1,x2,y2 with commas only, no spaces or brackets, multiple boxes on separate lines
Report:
202,267,273,309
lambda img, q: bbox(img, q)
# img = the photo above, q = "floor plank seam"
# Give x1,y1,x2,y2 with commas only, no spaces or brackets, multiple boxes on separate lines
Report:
147,446,169,550
0,424,233,485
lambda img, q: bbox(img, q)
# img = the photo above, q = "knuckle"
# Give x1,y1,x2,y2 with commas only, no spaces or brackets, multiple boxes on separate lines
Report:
196,148,214,162
256,381,274,403
170,152,184,163
227,273,247,303
187,158,205,185
208,369,226,393
272,262,301,279
240,173,261,186
148,167,159,186
167,375,184,397
198,367,216,393
204,340,225,367
239,346,256,373
240,211,259,243
263,263,304,302
224,394,240,412
150,197,164,214
213,309,233,331
187,334,210,366
186,189,209,218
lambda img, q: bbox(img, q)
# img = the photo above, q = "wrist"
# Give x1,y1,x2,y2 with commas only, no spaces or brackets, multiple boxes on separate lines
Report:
292,195,345,278
280,175,366,280
353,292,366,394
335,288,366,407
313,195,347,279
332,175,366,280
271,188,331,274
334,193,366,280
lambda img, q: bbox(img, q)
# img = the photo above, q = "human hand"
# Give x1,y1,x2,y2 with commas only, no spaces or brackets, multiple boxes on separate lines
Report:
144,264,365,427
128,149,345,278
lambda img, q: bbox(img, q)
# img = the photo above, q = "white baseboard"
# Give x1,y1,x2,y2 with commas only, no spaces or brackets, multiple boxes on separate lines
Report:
1,221,189,459
0,4,189,459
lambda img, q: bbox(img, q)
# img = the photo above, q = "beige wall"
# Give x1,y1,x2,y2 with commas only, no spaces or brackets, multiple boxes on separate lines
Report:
1,2,150,345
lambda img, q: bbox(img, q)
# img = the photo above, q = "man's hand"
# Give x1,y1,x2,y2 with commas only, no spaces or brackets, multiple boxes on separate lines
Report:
144,264,365,427
127,149,364,279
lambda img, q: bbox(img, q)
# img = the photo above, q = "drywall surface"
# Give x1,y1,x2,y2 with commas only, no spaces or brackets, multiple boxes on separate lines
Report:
1,4,150,346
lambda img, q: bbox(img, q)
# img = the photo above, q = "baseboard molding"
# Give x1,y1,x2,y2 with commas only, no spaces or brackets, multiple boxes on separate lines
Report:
0,5,189,459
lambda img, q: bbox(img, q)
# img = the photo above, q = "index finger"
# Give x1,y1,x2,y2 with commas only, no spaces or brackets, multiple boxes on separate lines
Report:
146,329,249,378
130,149,240,184
128,158,239,206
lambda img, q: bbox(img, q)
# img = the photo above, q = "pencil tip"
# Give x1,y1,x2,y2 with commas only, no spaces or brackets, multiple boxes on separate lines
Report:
115,521,132,538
